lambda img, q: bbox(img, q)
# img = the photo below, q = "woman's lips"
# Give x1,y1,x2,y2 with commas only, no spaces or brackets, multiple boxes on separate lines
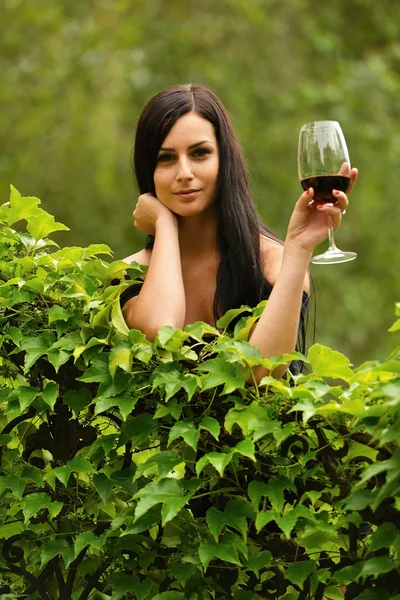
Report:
174,189,201,199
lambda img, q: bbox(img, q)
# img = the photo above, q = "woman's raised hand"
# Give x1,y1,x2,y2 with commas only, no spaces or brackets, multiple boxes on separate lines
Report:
285,167,358,255
133,193,176,236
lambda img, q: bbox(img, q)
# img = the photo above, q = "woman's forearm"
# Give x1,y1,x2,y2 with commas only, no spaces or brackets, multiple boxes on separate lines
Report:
248,242,312,381
123,215,185,340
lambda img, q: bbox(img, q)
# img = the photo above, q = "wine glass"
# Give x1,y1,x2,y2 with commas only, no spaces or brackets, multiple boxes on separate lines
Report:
298,120,357,264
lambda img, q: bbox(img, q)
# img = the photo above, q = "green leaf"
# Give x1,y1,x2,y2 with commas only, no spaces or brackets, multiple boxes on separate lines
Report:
0,434,12,447
109,573,140,600
23,492,51,522
197,357,249,394
19,386,40,411
133,451,182,481
368,522,398,551
322,586,344,600
67,456,96,473
118,413,157,448
206,499,255,542
198,540,241,570
217,305,251,330
111,298,130,336
245,550,272,576
248,480,269,509
360,556,396,579
47,305,74,324
53,466,72,488
0,186,39,225
307,344,354,382
40,539,72,568
255,510,278,532
42,381,58,410
93,473,114,503
286,560,317,589
133,478,199,526
26,208,69,241
168,419,200,451
20,332,55,371
109,341,132,377
63,389,91,415
199,416,220,440
74,531,106,557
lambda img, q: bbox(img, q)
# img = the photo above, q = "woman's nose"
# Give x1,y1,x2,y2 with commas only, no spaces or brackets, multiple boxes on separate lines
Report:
176,157,193,181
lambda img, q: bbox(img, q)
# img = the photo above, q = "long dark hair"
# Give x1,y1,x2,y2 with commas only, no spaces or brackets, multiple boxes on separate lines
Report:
133,84,309,354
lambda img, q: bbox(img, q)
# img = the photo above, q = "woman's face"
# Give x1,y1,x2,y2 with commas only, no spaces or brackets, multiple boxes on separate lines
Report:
153,112,219,217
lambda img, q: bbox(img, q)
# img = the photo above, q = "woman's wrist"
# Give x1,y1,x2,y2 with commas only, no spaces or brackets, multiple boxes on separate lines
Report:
155,211,178,232
282,238,313,265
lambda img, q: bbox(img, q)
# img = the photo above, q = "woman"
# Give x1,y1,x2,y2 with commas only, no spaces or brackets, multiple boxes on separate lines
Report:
121,84,357,382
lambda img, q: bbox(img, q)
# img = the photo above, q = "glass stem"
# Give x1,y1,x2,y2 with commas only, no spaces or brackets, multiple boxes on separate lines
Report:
327,216,338,252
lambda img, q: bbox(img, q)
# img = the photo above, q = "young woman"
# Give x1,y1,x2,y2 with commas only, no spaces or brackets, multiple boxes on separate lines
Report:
121,84,357,382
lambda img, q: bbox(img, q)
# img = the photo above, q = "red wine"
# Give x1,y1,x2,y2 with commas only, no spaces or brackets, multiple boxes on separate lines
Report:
301,175,350,203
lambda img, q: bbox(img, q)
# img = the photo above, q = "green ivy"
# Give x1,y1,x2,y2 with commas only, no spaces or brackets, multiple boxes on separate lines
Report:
0,187,400,599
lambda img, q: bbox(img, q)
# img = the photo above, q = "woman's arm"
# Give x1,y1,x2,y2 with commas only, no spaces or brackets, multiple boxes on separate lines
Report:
248,241,310,382
123,194,185,341
248,171,357,383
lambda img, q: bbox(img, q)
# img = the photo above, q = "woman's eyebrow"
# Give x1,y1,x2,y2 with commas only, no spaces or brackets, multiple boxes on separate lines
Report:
158,140,213,152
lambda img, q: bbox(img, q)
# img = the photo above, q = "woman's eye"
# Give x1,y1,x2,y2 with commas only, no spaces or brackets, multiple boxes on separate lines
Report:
157,154,174,162
193,148,211,157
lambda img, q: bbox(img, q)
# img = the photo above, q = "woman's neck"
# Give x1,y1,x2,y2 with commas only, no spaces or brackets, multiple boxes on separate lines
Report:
178,210,219,258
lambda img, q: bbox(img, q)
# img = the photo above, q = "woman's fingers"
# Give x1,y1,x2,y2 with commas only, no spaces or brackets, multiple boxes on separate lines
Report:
347,167,358,195
296,187,315,210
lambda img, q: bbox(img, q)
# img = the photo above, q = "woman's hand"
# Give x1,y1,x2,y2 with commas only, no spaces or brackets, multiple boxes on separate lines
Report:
133,193,176,236
285,167,358,255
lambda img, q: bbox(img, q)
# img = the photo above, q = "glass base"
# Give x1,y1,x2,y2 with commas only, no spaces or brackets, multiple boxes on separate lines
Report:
311,248,357,265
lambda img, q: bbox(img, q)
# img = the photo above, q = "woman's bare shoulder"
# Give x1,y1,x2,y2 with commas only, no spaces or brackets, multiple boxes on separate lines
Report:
123,248,152,267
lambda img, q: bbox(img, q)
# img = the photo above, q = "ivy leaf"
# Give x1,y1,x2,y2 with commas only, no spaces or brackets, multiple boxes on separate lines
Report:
286,559,317,589
42,381,58,410
47,305,74,324
198,539,241,571
18,386,40,412
40,539,72,568
248,481,270,509
74,531,106,558
133,478,199,526
20,332,55,371
0,186,40,225
168,419,200,451
109,573,140,600
255,510,278,532
199,416,220,440
118,413,157,448
53,466,72,488
67,457,96,473
93,473,114,504
307,344,354,382
359,556,396,580
245,550,273,576
63,389,91,415
109,341,132,377
368,522,398,551
133,451,182,482
111,299,130,336
26,209,69,241
197,357,249,394
216,305,251,330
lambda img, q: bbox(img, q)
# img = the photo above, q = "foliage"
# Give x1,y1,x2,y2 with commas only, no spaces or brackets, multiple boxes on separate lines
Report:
1,188,400,600
1,0,400,365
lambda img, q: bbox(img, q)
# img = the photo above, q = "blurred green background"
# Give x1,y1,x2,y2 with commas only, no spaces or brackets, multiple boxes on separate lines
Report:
1,0,399,365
